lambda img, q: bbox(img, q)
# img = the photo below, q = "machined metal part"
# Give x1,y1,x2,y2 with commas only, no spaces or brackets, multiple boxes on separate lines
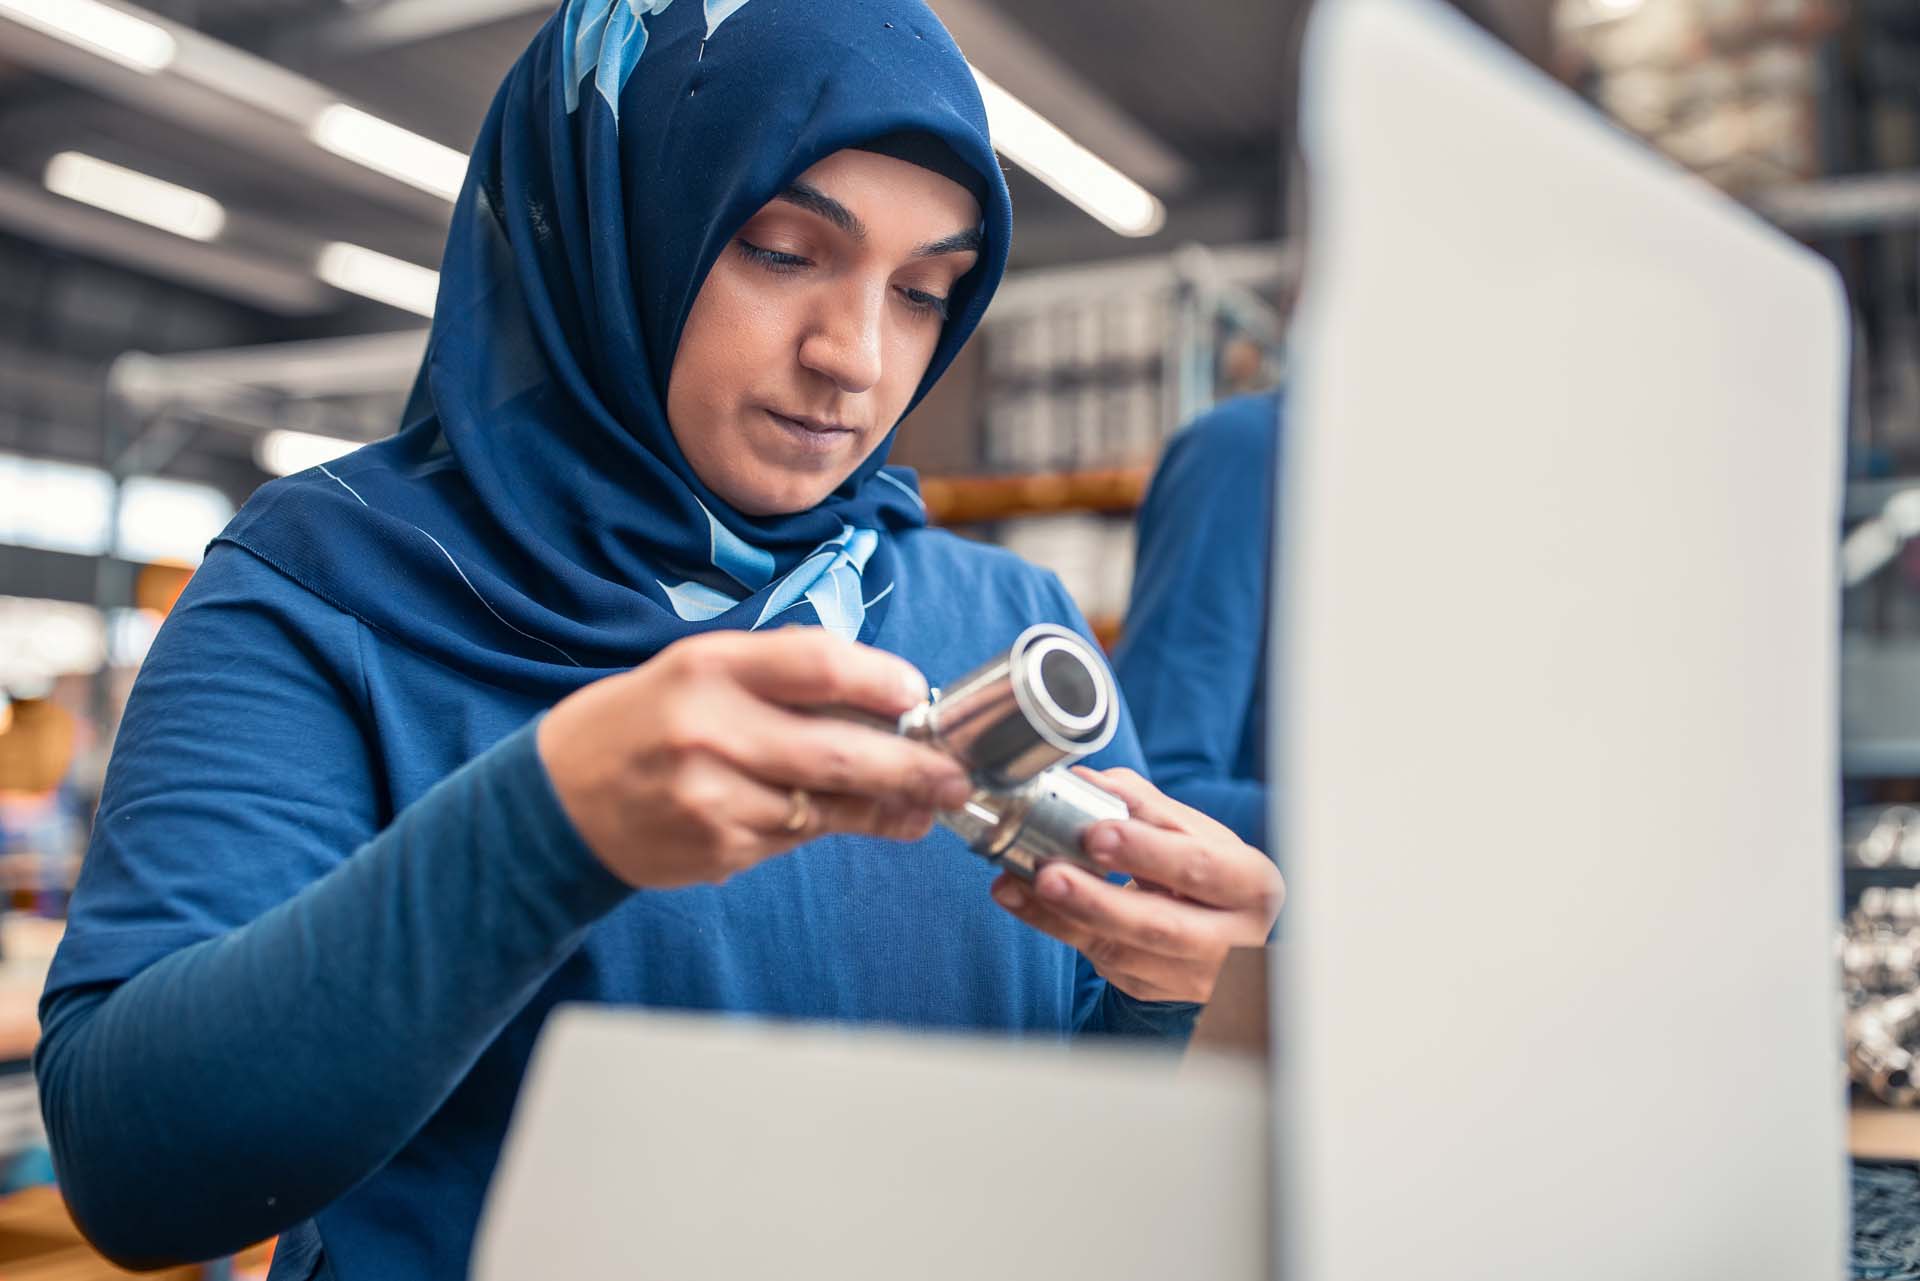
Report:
939,767,1131,880
903,624,1127,878
899,624,1117,787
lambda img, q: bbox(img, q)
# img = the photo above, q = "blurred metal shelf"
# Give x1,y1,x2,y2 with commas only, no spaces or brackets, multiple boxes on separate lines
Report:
1845,638,1920,777
1757,170,1920,235
1848,479,1920,523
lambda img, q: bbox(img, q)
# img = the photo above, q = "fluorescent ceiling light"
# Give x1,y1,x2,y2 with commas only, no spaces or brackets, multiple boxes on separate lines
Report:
0,597,107,687
44,152,226,241
116,475,234,565
0,0,175,73
309,104,468,202
316,241,439,317
255,428,363,478
971,67,1165,238
0,454,113,556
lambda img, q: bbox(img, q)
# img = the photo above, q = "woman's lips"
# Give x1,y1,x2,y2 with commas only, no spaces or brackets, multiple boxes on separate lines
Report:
764,408,857,457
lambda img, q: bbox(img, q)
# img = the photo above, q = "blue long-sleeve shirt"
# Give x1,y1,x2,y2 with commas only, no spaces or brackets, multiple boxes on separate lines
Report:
35,529,1191,1279
1112,392,1282,850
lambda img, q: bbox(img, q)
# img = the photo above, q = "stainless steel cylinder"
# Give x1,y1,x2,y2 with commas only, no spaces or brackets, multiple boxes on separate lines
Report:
940,767,1130,880
899,624,1117,787
899,624,1129,878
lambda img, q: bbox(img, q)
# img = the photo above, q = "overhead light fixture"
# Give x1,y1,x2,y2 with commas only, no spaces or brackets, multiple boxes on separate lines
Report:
971,67,1166,238
315,241,440,317
44,151,226,241
255,428,363,478
309,104,468,202
0,0,175,73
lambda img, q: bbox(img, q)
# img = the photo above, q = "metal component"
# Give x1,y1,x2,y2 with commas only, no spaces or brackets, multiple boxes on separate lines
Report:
898,624,1128,878
898,624,1116,788
939,767,1131,880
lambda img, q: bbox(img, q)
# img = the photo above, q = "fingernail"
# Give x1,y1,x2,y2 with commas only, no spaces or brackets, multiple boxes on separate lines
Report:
900,670,930,706
1038,871,1071,902
1086,825,1120,855
934,776,973,809
993,881,1028,910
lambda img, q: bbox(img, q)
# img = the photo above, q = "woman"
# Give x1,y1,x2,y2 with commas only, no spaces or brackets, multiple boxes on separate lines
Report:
34,1,1282,1275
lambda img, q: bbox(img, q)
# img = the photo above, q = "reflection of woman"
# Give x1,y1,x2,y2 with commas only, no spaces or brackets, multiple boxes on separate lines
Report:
35,1,1281,1274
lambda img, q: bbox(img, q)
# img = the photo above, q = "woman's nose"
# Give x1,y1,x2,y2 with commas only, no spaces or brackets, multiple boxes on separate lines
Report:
797,279,886,395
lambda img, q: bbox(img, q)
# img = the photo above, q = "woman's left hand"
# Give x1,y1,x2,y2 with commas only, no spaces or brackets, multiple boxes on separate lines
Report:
990,767,1284,1005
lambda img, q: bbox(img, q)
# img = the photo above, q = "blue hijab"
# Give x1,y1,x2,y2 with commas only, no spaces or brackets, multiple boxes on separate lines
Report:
220,0,1012,698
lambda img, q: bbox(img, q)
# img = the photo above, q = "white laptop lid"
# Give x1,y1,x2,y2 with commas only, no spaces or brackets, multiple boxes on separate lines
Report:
472,1008,1267,1281
1276,2,1849,1279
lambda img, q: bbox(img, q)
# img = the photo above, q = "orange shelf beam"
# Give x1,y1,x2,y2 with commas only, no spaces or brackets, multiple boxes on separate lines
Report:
919,467,1152,526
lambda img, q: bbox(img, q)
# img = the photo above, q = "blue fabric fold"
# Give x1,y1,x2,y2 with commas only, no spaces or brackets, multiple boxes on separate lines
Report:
220,0,1013,697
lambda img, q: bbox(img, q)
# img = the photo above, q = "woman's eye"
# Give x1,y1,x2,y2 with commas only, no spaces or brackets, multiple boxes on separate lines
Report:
899,287,950,320
735,238,811,272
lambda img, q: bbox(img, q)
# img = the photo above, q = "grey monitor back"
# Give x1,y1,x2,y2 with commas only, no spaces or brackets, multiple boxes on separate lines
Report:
1276,1,1850,1279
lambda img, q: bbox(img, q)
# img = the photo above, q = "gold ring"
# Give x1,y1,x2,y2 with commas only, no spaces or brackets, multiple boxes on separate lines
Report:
782,788,812,834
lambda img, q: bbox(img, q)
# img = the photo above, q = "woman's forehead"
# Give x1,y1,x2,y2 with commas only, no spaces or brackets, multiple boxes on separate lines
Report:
772,149,984,240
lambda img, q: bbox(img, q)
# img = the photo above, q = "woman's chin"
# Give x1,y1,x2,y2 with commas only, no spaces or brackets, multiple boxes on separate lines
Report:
719,475,846,518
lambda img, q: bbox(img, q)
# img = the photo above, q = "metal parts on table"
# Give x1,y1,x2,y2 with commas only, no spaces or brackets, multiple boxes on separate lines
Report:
1852,994,1920,1108
1848,808,1920,870
1844,885,1920,1105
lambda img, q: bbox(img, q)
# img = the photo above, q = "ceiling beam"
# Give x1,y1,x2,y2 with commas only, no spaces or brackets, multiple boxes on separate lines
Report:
278,0,552,59
274,0,1191,193
0,170,333,315
0,544,145,608
930,0,1190,192
0,4,455,221
110,330,428,409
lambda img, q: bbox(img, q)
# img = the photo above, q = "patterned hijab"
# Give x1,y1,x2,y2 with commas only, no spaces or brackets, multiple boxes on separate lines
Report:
219,0,1013,699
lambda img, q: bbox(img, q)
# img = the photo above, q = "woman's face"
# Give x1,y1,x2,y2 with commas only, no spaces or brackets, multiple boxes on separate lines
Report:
666,148,983,517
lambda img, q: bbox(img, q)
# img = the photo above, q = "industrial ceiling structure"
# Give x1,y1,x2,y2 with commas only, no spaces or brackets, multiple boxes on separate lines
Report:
0,0,1289,517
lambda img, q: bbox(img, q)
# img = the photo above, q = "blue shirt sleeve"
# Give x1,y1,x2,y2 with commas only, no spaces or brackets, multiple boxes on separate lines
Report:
35,546,630,1267
1112,393,1281,851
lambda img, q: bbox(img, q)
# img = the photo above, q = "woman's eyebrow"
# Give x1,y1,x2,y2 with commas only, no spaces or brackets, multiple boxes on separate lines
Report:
913,228,983,258
776,182,865,240
773,183,983,258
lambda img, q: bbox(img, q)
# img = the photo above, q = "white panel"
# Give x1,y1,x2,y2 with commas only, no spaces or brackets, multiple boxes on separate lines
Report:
1276,2,1849,1279
475,1008,1268,1281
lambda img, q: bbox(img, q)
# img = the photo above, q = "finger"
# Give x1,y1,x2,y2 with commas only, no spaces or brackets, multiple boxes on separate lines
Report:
756,701,971,809
1029,861,1238,957
741,780,937,851
1071,766,1233,842
683,685,970,810
1081,821,1284,916
709,629,931,720
990,874,1104,953
990,876,1201,1002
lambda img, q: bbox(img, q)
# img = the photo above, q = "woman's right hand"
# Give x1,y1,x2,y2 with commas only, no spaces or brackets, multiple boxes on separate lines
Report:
536,628,974,889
